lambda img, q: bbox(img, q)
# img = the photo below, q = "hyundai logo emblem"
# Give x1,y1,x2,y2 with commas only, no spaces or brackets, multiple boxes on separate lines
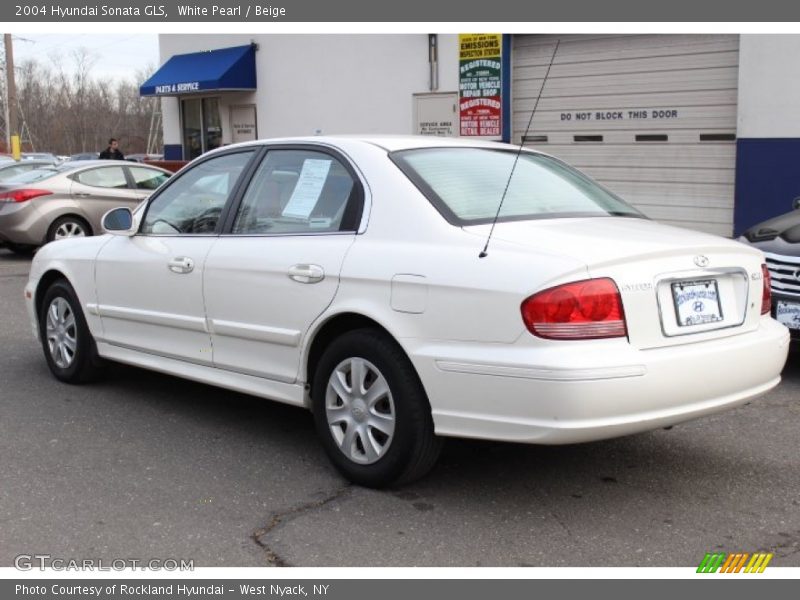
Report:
694,255,710,267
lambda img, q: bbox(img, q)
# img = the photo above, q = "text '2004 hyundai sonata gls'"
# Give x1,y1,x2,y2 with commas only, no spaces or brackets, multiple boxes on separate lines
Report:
24,136,790,487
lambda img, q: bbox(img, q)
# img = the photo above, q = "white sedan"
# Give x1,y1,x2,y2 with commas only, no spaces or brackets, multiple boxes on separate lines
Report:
24,136,789,487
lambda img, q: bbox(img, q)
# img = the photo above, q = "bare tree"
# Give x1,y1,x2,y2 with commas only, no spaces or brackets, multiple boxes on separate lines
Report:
6,49,162,156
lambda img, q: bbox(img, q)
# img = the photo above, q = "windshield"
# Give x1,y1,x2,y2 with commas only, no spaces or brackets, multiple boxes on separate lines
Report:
391,147,643,225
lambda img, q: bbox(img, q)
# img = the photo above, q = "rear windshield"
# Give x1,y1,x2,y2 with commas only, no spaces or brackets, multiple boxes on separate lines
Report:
3,167,60,185
390,147,643,225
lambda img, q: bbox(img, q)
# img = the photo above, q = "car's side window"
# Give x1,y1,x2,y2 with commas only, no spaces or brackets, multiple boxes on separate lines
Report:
75,166,128,189
141,151,255,235
128,166,170,191
232,150,357,235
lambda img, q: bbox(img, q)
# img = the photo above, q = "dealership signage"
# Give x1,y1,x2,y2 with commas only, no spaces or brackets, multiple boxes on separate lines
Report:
459,33,502,138
419,121,455,136
154,82,201,94
230,105,258,143
560,109,680,121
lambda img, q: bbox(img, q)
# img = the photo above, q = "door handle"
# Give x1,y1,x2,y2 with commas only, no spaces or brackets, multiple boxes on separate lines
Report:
288,264,324,284
167,257,195,274
74,192,93,198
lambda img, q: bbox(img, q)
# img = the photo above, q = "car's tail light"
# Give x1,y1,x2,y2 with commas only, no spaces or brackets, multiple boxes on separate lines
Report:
0,189,53,203
521,278,627,340
761,263,771,315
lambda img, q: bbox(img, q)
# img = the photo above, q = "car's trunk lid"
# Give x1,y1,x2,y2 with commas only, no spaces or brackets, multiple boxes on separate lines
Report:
463,217,767,349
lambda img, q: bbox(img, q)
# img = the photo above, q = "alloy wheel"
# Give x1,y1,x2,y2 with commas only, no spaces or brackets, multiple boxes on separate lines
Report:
54,221,86,239
45,297,77,368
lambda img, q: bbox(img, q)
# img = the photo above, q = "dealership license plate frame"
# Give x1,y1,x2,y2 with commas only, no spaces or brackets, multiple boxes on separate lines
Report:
671,279,724,327
776,300,800,330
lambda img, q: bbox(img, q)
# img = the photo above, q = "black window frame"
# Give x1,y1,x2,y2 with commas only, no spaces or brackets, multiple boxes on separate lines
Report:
69,165,131,191
137,146,263,236
219,143,366,237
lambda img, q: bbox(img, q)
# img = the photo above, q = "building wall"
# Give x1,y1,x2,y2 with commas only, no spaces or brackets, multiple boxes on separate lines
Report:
152,33,800,236
158,34,459,155
735,34,800,234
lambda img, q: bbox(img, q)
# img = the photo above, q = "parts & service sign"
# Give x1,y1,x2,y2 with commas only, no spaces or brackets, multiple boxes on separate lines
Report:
458,33,502,138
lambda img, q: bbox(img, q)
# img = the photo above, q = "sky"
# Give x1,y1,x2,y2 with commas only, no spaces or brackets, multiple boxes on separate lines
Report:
11,34,160,83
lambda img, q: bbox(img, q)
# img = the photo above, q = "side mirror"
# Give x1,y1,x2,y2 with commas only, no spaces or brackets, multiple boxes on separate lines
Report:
794,197,800,210
102,207,135,236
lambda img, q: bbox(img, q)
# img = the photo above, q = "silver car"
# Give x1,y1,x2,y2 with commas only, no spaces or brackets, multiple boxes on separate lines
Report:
0,160,171,254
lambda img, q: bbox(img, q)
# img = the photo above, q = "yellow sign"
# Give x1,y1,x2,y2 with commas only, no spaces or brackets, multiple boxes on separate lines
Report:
459,34,502,60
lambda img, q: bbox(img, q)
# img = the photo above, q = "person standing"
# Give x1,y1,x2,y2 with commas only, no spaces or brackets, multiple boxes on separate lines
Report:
99,138,125,160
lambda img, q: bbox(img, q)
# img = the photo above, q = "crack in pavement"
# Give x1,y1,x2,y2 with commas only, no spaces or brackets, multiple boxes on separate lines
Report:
251,485,352,567
549,510,574,539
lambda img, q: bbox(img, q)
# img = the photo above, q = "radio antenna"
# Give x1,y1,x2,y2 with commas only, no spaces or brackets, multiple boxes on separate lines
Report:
479,39,560,258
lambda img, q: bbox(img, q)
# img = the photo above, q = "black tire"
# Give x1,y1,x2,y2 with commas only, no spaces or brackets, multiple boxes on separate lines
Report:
39,279,104,383
46,216,92,243
311,328,442,488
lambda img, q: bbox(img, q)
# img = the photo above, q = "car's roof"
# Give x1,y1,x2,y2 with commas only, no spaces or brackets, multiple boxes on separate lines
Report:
218,135,526,154
56,159,171,172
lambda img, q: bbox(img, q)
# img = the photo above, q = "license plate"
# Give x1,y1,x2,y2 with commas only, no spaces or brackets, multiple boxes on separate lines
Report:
776,300,800,330
671,279,723,327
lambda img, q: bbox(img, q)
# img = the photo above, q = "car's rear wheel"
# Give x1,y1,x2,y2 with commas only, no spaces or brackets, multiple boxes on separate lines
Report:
39,280,104,383
47,216,92,243
311,329,442,488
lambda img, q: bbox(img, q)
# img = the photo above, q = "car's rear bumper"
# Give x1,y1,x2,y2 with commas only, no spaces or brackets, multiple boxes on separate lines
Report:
407,318,789,444
0,201,47,245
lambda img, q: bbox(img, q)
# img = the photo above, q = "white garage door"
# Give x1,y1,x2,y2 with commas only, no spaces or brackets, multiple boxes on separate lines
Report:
512,34,739,236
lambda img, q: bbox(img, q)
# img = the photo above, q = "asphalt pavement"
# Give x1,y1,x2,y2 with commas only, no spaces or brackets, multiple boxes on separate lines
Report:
1,247,798,567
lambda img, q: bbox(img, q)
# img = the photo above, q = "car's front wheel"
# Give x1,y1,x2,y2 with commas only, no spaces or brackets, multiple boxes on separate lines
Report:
311,329,442,488
39,280,104,383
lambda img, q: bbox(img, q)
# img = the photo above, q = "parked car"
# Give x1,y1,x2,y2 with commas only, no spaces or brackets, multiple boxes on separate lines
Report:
0,159,56,183
22,152,60,163
125,153,164,163
69,152,100,161
24,136,789,487
0,160,170,254
739,205,800,338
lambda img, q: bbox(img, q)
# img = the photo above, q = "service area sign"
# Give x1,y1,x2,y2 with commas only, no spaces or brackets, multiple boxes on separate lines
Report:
230,104,258,143
459,33,502,138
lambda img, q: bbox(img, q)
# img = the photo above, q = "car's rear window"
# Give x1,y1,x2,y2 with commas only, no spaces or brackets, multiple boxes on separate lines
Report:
3,168,60,185
390,147,642,225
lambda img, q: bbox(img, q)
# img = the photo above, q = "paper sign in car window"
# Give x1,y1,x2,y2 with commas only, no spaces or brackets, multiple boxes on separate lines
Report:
281,159,332,218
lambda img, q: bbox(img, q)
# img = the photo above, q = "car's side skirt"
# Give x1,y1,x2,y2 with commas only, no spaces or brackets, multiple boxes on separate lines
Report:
95,342,308,408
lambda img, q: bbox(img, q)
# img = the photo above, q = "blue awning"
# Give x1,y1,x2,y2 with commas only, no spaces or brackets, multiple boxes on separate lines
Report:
139,44,257,97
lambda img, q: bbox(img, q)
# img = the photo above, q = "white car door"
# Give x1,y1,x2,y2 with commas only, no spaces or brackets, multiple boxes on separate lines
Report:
203,147,364,382
93,149,258,363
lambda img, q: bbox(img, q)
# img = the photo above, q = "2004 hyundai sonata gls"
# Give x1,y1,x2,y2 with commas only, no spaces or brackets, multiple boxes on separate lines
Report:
25,136,789,487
